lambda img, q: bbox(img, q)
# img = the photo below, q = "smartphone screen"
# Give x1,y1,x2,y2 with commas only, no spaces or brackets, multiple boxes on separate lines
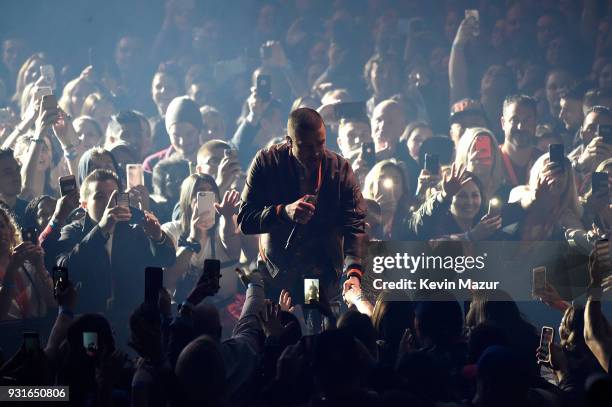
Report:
464,9,480,36
83,331,98,356
126,164,144,188
24,331,40,353
592,172,609,196
59,175,77,196
549,144,565,168
52,266,68,286
597,124,612,144
21,227,38,244
361,142,376,169
115,192,130,208
304,278,320,305
487,197,502,216
532,266,547,297
40,64,55,87
41,94,57,110
197,191,216,224
424,153,440,175
256,74,272,101
204,259,221,279
538,326,554,363
144,267,163,305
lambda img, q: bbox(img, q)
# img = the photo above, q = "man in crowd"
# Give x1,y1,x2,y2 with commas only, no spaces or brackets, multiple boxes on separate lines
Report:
559,85,585,149
55,169,175,340
196,139,243,195
499,95,541,187
143,96,203,172
569,105,612,182
449,98,489,146
237,107,366,303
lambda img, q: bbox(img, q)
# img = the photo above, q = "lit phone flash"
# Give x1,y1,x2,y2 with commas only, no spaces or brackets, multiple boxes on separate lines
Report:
383,178,394,189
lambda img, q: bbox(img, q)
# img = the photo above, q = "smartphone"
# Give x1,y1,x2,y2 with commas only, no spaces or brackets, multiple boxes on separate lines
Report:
595,239,611,269
304,278,320,305
592,171,609,196
361,142,376,169
424,153,440,175
144,267,163,305
532,266,547,297
189,161,196,175
549,144,565,169
256,74,272,101
52,266,69,288
40,64,55,86
41,93,58,110
487,197,502,217
197,191,216,224
537,326,554,363
83,331,98,356
23,331,40,353
115,192,130,208
597,124,612,144
465,9,480,36
59,175,77,196
204,259,221,279
126,164,144,188
334,102,367,121
261,43,273,60
21,226,37,244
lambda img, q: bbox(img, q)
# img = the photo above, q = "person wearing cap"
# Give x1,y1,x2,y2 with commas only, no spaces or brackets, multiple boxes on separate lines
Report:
449,98,488,147
237,107,367,306
143,96,203,173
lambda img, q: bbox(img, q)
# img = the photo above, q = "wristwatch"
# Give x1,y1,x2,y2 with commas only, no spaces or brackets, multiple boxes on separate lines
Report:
178,236,201,254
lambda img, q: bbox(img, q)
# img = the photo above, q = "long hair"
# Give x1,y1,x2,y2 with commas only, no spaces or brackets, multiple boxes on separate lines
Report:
455,127,505,197
0,203,22,253
58,77,99,117
527,153,583,228
178,173,220,238
12,53,46,106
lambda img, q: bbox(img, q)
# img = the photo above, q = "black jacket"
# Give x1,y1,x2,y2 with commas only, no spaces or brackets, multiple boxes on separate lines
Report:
55,215,176,316
237,143,367,281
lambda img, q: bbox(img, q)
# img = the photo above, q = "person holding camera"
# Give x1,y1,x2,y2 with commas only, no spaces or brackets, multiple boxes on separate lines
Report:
54,169,175,342
237,107,367,306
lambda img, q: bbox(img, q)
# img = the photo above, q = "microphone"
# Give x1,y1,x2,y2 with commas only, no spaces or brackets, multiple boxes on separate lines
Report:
284,194,318,250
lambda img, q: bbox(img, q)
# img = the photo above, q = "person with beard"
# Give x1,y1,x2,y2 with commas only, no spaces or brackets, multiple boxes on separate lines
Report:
569,106,612,193
499,95,542,188
559,84,586,150
237,108,366,304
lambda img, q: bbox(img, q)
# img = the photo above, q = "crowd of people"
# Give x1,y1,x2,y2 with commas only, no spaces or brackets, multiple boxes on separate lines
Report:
0,0,612,405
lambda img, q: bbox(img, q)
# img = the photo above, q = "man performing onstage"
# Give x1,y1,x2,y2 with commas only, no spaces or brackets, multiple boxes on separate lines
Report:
237,107,367,306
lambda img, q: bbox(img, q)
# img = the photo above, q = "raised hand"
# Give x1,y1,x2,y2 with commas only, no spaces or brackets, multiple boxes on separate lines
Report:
441,163,470,201
98,191,132,235
141,210,163,242
214,189,240,219
279,289,294,312
469,214,502,241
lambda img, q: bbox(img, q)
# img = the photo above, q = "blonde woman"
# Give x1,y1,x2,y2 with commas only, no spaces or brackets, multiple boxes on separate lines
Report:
12,53,46,107
362,159,414,239
510,152,584,241
455,127,509,201
0,205,55,320
80,92,116,132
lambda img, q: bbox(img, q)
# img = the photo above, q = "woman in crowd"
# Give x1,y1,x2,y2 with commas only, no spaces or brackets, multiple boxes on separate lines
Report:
80,91,116,133
455,126,509,202
12,53,47,111
23,194,56,232
407,164,502,241
362,159,415,240
0,204,54,320
510,153,583,241
161,174,241,309
73,116,104,151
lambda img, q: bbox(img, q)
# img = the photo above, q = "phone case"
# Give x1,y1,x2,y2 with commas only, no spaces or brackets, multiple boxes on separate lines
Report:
197,192,216,224
126,164,144,188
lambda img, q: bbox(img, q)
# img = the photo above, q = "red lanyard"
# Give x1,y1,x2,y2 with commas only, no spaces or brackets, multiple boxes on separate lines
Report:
500,146,520,186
